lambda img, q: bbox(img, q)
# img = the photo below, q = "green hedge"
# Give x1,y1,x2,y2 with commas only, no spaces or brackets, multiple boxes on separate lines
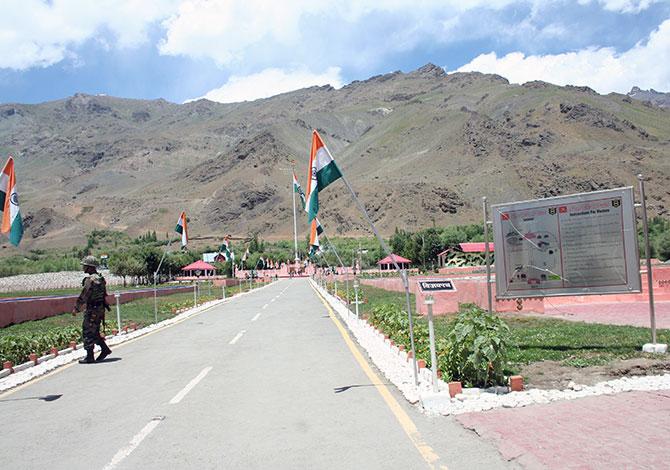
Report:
0,327,81,365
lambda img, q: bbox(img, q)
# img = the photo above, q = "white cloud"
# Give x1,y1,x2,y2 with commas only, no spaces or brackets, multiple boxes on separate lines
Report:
0,0,178,70
1,0,665,71
453,18,670,93
188,67,344,103
580,0,662,13
156,0,555,66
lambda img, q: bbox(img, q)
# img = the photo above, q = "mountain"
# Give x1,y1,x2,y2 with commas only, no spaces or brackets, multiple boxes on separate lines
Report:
1,63,669,250
628,87,670,109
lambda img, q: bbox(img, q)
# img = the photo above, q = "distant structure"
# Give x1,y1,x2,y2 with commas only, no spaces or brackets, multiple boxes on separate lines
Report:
377,254,412,271
181,260,217,277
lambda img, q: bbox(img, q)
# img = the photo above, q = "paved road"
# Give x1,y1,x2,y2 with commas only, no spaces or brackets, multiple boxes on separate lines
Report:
1,279,511,469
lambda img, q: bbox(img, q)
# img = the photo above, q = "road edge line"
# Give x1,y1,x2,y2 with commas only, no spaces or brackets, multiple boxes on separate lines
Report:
310,282,444,470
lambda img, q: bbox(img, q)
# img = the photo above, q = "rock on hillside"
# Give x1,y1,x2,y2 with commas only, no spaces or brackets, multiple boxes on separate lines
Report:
1,64,669,250
628,87,670,109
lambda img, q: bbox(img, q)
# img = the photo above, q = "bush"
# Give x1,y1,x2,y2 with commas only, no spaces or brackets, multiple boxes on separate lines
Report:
0,327,81,365
444,304,511,387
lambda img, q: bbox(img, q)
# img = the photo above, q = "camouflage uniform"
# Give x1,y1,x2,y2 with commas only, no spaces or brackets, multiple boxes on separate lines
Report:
75,272,110,354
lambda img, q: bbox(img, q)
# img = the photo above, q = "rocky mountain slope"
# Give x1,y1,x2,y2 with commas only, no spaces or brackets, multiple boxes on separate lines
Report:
628,87,670,109
1,63,669,250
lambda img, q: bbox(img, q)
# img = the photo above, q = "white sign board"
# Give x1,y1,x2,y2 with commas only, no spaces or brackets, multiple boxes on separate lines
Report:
492,187,641,298
417,279,456,292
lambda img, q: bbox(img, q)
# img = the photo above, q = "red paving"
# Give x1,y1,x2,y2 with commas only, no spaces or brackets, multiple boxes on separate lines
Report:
531,301,670,328
457,390,670,469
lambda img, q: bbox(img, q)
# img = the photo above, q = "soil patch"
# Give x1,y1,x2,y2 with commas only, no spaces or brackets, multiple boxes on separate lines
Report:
522,357,670,389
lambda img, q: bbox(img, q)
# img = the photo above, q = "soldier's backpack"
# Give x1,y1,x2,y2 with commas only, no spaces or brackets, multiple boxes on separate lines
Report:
88,273,107,306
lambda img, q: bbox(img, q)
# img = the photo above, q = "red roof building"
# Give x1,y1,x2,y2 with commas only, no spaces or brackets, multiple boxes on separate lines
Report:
377,254,412,271
181,260,217,277
459,242,495,253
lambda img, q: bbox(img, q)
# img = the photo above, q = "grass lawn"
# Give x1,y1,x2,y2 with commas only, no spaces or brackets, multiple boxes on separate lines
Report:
345,283,668,372
0,282,262,364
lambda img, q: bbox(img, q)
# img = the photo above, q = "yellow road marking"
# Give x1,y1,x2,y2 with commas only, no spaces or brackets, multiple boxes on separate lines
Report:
311,284,446,470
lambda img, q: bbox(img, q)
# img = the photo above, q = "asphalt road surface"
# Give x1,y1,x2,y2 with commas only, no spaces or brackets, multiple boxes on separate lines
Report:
1,279,513,470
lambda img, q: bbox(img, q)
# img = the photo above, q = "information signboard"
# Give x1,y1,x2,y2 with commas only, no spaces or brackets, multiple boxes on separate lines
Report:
492,187,641,298
417,279,456,292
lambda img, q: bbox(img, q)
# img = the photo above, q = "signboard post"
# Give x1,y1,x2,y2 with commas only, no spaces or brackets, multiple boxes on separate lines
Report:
638,175,667,353
492,187,641,299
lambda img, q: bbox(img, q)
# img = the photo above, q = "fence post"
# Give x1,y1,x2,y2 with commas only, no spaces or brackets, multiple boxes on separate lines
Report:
354,278,360,318
425,295,438,392
193,282,197,308
115,293,121,333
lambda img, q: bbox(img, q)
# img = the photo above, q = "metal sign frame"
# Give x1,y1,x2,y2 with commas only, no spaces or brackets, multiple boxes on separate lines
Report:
492,187,641,299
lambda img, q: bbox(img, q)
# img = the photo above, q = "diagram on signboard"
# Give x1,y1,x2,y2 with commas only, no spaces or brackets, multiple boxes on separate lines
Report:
504,221,563,290
493,188,640,299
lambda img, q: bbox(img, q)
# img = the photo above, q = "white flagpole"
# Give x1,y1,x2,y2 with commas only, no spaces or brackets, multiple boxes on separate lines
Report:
291,173,299,262
335,171,419,386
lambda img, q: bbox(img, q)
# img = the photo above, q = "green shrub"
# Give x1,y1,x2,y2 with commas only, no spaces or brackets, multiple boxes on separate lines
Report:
444,304,511,387
0,327,81,365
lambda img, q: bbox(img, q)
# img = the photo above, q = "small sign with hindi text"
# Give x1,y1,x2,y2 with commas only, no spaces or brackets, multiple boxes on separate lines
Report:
418,279,456,292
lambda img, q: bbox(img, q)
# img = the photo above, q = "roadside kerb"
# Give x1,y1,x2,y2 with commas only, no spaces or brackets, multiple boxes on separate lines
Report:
0,279,278,394
312,280,670,415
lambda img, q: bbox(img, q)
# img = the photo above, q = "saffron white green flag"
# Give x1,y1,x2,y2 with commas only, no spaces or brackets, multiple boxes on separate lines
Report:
0,157,23,246
293,171,307,210
308,218,324,257
175,211,188,247
219,238,233,261
305,130,342,222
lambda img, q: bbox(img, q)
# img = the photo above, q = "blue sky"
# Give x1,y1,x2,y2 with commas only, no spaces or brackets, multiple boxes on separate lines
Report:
1,0,669,104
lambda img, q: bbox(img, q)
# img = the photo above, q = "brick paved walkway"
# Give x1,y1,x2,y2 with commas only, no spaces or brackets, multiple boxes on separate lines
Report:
457,390,670,469
533,301,670,328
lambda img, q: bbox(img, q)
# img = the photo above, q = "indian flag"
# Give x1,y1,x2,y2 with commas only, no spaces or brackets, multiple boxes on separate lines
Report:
308,218,324,257
0,157,23,246
293,171,307,210
219,238,232,261
305,130,342,222
175,211,188,247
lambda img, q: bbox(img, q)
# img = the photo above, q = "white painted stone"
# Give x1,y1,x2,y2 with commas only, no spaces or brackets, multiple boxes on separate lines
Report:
12,361,34,373
642,343,668,353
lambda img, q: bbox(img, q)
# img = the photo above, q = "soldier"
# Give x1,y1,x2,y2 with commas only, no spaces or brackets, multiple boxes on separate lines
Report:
73,255,112,364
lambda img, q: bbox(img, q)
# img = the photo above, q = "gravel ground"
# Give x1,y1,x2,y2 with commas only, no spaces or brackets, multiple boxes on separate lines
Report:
0,270,126,293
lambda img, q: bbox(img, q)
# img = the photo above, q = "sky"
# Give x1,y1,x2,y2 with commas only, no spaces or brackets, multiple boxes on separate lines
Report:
0,0,669,104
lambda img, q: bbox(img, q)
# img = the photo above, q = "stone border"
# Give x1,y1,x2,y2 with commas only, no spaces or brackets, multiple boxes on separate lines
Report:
0,280,276,393
312,280,670,415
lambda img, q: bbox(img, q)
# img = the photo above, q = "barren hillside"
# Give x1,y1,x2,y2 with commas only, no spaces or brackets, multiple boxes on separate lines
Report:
1,63,669,250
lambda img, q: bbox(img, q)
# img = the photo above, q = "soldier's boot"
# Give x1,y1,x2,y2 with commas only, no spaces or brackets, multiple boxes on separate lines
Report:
96,342,112,362
79,349,95,364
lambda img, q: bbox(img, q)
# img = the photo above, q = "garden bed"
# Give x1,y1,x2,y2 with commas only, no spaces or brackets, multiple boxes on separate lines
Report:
345,284,670,388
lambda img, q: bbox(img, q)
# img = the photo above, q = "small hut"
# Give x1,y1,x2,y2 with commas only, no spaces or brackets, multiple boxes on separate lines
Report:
377,254,412,271
181,260,217,278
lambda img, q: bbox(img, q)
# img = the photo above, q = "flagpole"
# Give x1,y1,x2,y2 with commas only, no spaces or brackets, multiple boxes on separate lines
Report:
336,171,419,386
291,173,299,262
154,237,176,323
321,231,350,307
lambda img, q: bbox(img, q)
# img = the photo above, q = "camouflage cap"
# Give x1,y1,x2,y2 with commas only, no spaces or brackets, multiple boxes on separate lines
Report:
80,255,99,267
